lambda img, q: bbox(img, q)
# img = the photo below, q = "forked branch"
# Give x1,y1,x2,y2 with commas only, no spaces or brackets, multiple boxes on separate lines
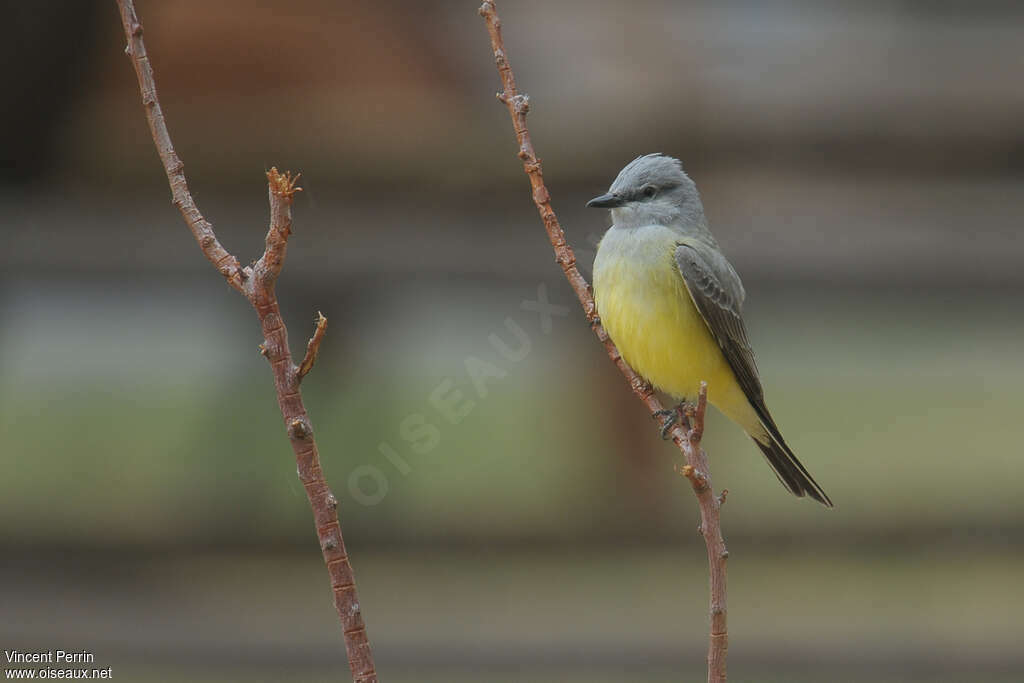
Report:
478,3,729,681
115,2,376,681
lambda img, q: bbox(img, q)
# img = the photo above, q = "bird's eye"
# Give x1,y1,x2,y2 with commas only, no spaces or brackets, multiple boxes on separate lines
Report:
641,185,657,199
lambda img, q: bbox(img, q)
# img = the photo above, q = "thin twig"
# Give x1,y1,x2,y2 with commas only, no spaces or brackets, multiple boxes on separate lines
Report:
114,3,244,293
478,3,729,681
298,311,328,382
115,3,376,681
678,384,729,683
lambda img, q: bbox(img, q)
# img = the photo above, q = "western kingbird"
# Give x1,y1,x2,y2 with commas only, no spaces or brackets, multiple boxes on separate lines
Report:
589,154,832,506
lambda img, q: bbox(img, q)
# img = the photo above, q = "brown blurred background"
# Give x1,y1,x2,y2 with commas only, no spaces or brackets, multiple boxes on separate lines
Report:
2,1,1023,681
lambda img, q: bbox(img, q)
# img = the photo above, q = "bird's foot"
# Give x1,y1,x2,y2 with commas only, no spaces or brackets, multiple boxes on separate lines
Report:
654,403,682,440
654,400,695,440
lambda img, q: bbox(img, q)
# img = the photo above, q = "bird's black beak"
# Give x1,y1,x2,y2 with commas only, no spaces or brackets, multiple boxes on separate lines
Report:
586,193,625,209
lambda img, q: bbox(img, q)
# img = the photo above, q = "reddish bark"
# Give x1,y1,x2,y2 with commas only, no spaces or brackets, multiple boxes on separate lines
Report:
479,3,729,680
115,3,376,680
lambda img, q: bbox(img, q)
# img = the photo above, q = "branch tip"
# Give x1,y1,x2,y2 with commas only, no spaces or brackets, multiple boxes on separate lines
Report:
696,381,709,415
267,167,303,199
297,311,328,382
677,461,709,492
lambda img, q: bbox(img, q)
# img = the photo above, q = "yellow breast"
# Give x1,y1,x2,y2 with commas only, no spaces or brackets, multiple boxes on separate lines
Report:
593,225,751,426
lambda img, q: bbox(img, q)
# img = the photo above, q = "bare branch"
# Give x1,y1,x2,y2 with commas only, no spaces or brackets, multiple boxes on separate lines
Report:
252,168,302,292
682,384,729,683
479,4,729,681
115,3,376,681
298,311,328,382
115,0,244,292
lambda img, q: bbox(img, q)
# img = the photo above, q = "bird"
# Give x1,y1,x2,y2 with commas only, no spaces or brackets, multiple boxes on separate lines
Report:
589,154,832,507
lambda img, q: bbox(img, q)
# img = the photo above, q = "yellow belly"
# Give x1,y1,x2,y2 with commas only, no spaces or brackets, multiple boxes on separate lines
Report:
593,226,764,437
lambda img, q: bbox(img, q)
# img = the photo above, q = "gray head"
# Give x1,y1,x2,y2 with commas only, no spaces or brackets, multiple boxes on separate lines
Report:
587,154,706,229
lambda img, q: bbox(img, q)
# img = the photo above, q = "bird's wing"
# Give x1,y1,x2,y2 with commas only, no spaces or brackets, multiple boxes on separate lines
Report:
673,241,764,408
674,241,833,507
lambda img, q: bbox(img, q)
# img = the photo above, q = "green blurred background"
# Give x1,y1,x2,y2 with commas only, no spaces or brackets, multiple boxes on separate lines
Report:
2,1,1023,681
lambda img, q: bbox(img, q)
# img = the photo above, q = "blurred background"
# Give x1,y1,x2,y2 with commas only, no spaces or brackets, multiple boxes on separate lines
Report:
2,1,1023,681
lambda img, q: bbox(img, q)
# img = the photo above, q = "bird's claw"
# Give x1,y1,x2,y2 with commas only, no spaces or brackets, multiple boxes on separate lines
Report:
654,400,692,440
654,407,680,440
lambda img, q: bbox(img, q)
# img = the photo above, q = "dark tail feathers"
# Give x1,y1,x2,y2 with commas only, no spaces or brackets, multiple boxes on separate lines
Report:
753,434,833,508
